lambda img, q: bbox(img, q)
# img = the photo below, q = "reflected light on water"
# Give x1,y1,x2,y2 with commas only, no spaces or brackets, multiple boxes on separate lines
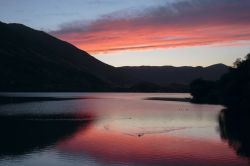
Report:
0,93,249,166
57,116,247,166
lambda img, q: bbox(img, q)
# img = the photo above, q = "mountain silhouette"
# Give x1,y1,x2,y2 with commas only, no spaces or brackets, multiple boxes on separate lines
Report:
0,21,125,91
0,21,228,92
118,64,228,85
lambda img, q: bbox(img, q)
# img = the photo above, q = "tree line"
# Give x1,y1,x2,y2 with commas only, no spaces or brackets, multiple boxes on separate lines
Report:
190,53,250,111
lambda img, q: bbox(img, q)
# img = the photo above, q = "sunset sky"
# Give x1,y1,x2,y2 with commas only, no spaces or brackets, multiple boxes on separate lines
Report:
1,0,250,67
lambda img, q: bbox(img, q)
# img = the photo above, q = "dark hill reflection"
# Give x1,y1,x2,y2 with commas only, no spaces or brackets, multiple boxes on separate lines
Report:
0,93,248,166
218,109,250,164
0,114,93,159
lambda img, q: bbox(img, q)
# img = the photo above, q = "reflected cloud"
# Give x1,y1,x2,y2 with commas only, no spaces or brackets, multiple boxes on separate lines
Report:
56,113,246,166
0,94,248,166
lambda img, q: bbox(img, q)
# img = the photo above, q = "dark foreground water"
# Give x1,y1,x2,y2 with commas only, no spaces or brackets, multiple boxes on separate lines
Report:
0,93,249,166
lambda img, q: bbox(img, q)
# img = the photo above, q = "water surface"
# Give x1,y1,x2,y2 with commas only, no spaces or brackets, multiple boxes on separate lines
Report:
0,93,249,166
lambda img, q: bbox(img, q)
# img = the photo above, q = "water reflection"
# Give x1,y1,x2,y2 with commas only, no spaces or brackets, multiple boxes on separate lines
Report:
0,93,249,166
218,109,250,164
0,114,93,159
55,109,247,166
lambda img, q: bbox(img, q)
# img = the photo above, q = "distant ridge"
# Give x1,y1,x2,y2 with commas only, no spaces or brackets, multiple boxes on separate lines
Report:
118,63,228,85
0,21,228,92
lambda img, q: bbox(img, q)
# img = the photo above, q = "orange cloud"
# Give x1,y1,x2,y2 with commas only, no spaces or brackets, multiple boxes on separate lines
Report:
51,0,250,54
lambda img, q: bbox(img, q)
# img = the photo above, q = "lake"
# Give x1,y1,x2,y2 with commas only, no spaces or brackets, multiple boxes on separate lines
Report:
0,93,249,166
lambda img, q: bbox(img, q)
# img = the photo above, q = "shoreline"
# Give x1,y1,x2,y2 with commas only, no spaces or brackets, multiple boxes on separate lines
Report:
0,96,85,105
144,97,191,102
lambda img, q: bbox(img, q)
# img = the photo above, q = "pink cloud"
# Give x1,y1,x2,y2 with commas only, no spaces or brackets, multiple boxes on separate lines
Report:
50,0,250,54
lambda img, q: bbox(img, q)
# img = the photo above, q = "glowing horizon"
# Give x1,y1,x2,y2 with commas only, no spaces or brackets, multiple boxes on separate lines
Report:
1,0,250,67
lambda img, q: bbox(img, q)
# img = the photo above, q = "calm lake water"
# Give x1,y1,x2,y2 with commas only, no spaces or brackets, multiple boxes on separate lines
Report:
0,93,249,166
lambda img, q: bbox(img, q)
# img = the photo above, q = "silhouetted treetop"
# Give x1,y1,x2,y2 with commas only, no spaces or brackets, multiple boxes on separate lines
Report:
190,53,250,111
